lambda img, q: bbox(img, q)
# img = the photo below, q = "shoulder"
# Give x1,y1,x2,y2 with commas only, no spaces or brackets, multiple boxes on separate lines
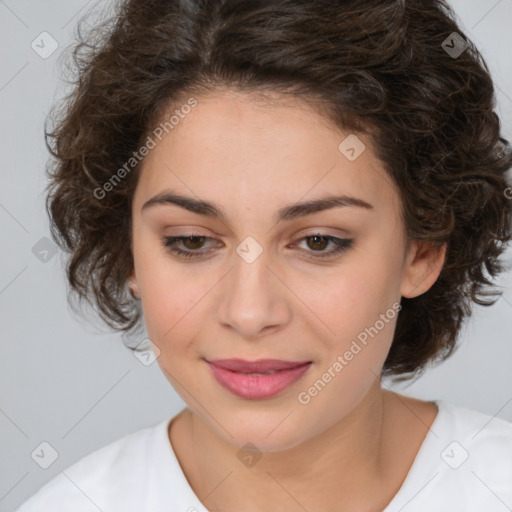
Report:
386,399,512,512
439,400,512,466
14,417,173,512
433,401,512,508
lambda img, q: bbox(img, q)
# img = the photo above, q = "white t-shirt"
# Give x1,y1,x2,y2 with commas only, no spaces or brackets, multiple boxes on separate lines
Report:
14,400,512,512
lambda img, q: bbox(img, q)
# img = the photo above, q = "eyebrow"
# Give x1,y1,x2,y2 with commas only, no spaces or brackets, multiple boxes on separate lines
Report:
141,190,373,224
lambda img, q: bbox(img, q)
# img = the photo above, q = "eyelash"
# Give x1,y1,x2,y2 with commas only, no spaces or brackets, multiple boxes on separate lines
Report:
161,232,354,261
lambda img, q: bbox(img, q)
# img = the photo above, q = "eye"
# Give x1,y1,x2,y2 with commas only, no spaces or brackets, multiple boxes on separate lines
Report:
291,233,354,260
161,233,354,261
161,234,218,260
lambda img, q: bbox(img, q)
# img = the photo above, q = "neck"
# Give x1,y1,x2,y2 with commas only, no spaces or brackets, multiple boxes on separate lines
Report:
178,381,397,511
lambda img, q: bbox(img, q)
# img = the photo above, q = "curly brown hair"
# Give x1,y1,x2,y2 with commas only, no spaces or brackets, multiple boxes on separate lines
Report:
45,0,512,381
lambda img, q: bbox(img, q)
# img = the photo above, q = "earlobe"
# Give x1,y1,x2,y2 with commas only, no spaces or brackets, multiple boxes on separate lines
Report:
127,271,140,300
400,241,447,299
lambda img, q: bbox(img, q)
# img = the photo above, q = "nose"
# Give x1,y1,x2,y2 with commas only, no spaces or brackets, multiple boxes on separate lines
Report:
216,248,291,340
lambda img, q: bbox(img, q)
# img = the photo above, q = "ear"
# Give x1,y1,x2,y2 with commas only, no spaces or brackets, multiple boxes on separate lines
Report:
127,269,140,300
400,240,447,298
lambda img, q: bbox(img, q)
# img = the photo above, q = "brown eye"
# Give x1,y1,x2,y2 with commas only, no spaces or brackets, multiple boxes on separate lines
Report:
162,234,219,260
305,235,329,251
181,236,207,250
293,234,354,260
161,233,354,261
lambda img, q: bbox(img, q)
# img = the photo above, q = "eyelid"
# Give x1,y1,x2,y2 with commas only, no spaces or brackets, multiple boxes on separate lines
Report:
162,225,351,239
161,231,354,261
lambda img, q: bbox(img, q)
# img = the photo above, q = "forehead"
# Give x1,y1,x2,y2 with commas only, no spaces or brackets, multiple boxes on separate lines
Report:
133,90,399,221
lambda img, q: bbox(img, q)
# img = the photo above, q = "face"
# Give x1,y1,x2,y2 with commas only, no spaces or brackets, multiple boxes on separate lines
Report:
128,89,444,452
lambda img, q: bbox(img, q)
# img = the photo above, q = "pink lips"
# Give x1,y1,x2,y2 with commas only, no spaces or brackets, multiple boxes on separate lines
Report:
206,358,312,399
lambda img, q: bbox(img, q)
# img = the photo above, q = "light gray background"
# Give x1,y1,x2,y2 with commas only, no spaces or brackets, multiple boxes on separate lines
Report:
1,1,511,510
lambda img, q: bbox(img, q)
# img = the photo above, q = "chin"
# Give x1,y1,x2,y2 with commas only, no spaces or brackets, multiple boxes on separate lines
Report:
205,409,315,453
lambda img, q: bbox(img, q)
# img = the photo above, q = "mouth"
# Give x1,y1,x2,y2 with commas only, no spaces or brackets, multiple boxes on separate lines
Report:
205,358,312,400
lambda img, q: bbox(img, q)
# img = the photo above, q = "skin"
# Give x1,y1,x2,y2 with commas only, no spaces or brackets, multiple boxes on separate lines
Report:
128,89,446,511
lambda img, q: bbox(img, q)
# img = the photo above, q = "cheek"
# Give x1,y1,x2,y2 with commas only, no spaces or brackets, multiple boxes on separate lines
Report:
133,237,184,338
296,262,400,419
136,253,216,354
141,276,201,344
309,256,399,339
302,248,402,381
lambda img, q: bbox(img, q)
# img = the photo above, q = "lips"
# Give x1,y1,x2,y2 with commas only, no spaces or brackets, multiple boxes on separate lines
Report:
208,358,310,373
206,358,312,399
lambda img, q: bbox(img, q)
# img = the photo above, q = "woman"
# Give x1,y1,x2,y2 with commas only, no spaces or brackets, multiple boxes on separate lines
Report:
16,0,512,510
